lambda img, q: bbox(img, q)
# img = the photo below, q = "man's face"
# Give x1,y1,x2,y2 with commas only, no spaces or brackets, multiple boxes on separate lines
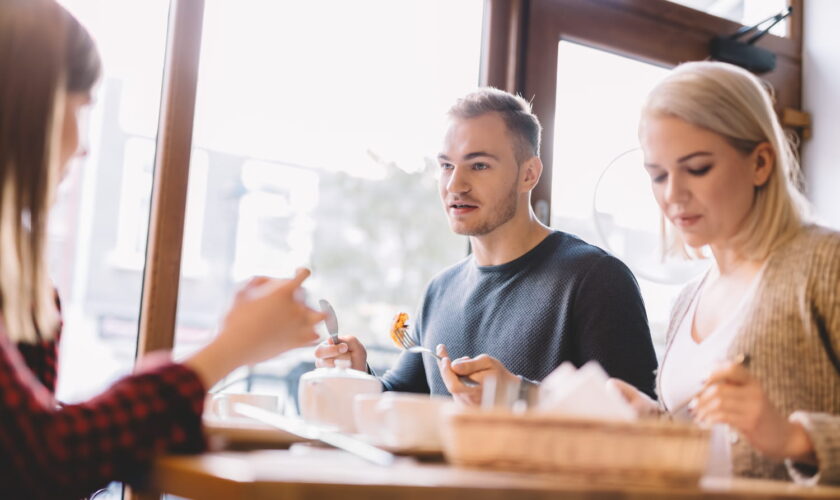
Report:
437,113,521,236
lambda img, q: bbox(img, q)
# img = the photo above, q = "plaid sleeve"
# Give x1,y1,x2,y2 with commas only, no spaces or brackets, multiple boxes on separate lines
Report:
0,325,207,499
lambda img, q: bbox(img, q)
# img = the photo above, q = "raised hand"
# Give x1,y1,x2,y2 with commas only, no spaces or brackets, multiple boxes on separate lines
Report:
436,344,518,406
693,360,816,463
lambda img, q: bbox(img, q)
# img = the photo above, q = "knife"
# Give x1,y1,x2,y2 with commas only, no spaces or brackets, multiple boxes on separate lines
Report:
234,403,396,466
319,299,340,345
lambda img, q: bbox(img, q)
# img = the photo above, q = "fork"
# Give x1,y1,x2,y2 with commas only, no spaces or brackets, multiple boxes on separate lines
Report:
391,326,479,387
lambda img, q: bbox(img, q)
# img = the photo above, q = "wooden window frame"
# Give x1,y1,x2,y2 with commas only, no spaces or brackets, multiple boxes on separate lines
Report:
130,0,204,497
136,0,204,358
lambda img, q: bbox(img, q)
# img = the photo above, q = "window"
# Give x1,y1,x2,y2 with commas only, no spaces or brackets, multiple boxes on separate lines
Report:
550,42,705,349
53,0,170,401
172,0,484,410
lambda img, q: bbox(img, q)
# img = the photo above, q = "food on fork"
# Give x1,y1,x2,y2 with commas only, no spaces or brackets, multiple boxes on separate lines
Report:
390,312,410,348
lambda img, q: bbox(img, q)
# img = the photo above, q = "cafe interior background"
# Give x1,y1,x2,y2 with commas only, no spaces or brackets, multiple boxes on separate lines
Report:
47,0,838,497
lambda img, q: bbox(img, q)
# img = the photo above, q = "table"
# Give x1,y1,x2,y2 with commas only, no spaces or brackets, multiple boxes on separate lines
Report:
148,446,840,500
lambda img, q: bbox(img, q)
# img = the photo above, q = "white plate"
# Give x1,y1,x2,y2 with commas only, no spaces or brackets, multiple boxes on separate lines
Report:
203,414,309,448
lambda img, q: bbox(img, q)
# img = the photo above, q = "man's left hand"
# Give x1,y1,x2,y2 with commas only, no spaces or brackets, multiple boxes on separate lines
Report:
436,344,518,406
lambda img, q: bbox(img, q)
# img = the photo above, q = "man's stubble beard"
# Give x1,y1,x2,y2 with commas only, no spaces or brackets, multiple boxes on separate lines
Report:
454,183,519,237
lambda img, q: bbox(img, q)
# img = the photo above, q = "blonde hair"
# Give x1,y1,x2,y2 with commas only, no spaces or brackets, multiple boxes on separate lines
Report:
641,61,808,261
0,0,101,343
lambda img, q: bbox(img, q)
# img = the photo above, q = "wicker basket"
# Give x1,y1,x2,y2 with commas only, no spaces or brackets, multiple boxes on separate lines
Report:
441,409,710,487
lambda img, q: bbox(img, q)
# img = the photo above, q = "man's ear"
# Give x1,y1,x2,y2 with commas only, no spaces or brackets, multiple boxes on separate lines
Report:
752,142,774,187
520,156,543,192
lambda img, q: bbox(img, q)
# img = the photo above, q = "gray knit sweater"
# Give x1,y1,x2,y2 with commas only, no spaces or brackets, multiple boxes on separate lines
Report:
381,231,658,398
657,225,840,485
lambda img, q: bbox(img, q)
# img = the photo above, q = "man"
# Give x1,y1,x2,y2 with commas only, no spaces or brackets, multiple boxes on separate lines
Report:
316,88,656,405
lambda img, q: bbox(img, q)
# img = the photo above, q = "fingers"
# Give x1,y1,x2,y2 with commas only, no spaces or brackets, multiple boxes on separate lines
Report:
313,340,350,368
695,380,740,409
693,380,761,432
234,276,270,302
449,353,495,376
436,344,450,360
605,378,640,404
314,339,350,359
439,356,467,391
315,353,351,368
314,335,367,370
254,268,312,297
289,267,311,288
435,345,466,387
693,362,755,419
704,360,751,387
306,308,328,326
437,354,482,405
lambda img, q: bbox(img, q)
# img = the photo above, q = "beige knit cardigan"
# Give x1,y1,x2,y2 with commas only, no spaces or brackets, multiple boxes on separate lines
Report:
656,225,840,485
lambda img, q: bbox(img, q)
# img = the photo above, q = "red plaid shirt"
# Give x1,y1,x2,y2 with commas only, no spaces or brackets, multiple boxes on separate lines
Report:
0,314,207,499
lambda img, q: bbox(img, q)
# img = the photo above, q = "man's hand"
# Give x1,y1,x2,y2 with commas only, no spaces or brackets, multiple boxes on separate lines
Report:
313,335,368,372
436,344,518,406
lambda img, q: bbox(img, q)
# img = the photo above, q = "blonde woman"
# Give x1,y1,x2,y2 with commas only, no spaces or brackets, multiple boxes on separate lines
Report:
610,61,840,485
0,1,324,497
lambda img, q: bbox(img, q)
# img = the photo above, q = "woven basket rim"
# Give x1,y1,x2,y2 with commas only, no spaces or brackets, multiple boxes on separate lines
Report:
444,408,710,438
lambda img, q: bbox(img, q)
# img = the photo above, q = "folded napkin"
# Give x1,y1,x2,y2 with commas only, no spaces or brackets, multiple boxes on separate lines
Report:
536,361,637,421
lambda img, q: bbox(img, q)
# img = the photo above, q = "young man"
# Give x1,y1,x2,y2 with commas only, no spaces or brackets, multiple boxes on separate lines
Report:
316,88,657,405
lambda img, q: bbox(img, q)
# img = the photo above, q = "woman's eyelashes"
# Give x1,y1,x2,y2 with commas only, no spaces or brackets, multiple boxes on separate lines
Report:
650,164,713,184
687,164,713,176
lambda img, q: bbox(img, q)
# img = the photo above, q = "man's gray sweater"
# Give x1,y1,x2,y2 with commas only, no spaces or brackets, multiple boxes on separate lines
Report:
381,231,657,398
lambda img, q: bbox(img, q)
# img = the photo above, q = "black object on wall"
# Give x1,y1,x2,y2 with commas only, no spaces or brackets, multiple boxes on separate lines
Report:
710,6,792,74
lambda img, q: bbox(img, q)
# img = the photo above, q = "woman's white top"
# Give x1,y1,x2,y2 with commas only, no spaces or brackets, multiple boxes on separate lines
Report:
660,267,765,477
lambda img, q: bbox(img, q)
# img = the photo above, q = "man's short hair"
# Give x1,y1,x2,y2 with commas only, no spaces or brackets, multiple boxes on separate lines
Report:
447,87,542,163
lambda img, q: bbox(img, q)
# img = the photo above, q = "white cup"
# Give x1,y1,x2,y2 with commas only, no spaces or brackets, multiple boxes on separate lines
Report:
353,393,388,439
208,393,280,420
354,392,450,448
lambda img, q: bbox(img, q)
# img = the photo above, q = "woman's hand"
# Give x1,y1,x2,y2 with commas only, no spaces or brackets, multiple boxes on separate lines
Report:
693,360,816,463
186,268,325,388
605,378,661,418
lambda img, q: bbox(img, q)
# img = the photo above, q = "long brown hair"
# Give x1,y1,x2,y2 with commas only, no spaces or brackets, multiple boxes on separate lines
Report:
0,0,101,343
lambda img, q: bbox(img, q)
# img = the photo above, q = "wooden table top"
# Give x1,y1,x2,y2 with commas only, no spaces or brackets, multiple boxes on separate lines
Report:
148,445,840,500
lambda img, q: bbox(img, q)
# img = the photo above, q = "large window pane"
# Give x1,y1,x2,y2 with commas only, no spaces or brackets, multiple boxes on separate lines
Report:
551,42,707,350
53,0,169,402
174,0,483,409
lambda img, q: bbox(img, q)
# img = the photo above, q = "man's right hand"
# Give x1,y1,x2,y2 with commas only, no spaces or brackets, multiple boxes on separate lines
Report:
314,335,368,371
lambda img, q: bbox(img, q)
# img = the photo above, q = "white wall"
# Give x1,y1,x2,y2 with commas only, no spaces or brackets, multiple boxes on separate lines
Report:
802,0,840,230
